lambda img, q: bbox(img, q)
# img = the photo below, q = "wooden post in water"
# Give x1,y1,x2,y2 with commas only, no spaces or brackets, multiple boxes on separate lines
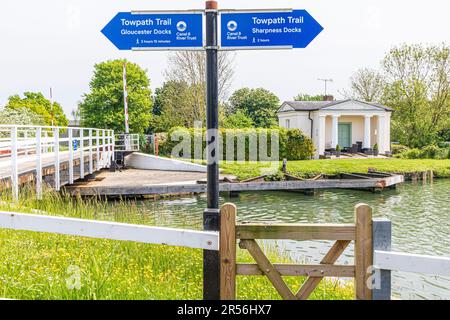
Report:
355,203,373,300
220,203,237,300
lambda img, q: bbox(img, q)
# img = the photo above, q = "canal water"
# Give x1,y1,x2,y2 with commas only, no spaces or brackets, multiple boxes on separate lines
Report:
135,179,450,300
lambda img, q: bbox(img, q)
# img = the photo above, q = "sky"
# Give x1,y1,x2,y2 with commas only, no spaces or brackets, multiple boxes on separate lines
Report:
0,0,449,118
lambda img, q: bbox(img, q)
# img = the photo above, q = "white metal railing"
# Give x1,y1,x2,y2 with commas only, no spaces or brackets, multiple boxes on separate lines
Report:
0,211,219,251
115,133,140,152
0,124,115,201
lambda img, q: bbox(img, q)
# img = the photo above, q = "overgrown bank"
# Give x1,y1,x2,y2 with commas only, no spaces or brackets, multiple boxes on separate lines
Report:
0,189,353,300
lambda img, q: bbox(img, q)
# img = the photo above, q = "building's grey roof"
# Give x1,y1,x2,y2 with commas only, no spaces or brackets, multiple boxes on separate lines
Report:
278,99,393,112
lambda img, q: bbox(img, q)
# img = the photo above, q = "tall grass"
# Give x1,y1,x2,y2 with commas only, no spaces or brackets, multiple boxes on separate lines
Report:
0,187,353,300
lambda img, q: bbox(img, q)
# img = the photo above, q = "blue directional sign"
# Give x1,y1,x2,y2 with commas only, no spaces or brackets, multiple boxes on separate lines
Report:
101,12,204,50
220,10,323,49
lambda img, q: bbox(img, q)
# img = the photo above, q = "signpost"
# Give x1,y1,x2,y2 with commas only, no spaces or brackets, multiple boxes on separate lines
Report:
101,1,323,300
220,10,323,49
101,11,204,50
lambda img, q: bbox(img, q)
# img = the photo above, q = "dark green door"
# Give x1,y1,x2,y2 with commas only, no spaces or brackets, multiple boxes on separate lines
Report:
338,123,352,148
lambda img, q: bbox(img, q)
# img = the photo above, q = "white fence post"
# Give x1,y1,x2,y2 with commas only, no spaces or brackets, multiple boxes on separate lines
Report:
89,129,93,174
111,130,115,162
96,130,100,171
80,129,85,179
24,130,28,156
11,126,19,201
372,219,392,300
36,127,43,200
68,128,74,184
54,127,60,191
102,130,108,168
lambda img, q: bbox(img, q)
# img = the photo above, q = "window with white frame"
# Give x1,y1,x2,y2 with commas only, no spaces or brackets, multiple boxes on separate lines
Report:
285,119,290,129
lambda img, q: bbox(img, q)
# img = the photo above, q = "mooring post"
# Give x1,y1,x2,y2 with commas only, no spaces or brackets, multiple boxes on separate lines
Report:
203,0,220,301
355,203,373,300
220,203,237,300
372,218,392,300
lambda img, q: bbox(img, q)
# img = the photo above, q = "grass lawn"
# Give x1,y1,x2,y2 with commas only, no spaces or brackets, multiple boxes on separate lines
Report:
221,158,450,180
0,189,353,300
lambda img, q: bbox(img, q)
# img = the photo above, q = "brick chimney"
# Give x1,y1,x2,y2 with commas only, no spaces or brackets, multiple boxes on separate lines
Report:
323,95,334,101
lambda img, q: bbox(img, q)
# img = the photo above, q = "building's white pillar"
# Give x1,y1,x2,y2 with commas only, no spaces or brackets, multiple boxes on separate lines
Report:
331,115,339,149
318,115,326,158
364,115,372,149
377,115,386,153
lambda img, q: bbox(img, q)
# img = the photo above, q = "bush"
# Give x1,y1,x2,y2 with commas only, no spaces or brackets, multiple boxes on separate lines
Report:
391,144,410,155
396,144,449,159
159,127,315,161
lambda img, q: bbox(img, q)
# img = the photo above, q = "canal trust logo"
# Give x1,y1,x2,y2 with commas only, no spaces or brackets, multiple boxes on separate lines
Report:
227,20,238,32
177,21,187,32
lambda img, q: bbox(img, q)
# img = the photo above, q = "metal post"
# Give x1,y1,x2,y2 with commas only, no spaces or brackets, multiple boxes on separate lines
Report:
36,127,43,199
203,0,220,301
68,128,74,184
80,129,85,179
372,219,392,300
11,126,19,201
54,127,60,191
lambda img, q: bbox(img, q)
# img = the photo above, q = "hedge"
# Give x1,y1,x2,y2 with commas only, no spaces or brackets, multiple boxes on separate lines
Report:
395,144,450,159
158,127,315,161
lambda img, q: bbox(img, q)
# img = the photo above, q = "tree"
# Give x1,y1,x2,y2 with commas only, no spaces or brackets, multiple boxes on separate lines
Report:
151,80,199,132
0,107,45,126
165,51,235,120
229,88,280,128
79,60,152,134
294,93,325,101
347,68,385,102
222,110,254,128
6,92,68,126
382,43,450,147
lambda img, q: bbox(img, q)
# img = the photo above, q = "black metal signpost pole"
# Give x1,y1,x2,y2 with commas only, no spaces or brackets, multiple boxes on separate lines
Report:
203,0,220,300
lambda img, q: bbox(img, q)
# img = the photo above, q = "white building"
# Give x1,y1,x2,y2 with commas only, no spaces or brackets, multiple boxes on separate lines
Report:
278,99,393,159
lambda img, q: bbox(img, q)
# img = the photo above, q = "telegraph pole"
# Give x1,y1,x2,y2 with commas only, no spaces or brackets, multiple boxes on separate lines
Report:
203,0,220,300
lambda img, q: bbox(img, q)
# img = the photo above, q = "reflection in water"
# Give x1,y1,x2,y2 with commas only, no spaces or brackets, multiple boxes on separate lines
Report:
127,180,450,300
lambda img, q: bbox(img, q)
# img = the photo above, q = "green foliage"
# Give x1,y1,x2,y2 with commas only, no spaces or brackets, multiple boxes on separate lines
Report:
222,110,254,128
159,127,314,161
229,88,280,128
395,144,449,159
373,143,379,151
79,60,152,134
5,92,68,126
0,107,45,125
335,145,341,152
391,144,410,155
381,43,450,147
279,128,316,160
151,80,203,133
294,93,324,101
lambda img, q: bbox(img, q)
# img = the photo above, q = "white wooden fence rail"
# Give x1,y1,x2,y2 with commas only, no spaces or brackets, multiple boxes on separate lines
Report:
0,211,219,251
374,250,450,277
0,125,115,201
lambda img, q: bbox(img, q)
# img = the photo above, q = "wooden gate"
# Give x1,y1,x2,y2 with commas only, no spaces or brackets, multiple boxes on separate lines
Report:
219,203,373,300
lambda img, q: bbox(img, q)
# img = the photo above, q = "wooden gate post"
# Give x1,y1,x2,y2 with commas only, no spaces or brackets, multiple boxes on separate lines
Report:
220,203,237,300
355,203,373,300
